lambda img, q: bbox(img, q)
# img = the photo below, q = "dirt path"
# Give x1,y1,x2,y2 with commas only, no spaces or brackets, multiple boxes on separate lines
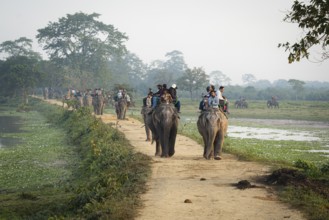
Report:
41,97,305,220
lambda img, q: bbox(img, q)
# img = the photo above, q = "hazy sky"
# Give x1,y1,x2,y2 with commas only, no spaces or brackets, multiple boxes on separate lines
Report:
1,0,328,84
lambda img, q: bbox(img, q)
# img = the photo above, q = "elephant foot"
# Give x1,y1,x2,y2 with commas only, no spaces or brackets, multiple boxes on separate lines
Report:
161,154,169,158
214,155,222,160
155,152,161,157
145,138,151,141
203,154,211,160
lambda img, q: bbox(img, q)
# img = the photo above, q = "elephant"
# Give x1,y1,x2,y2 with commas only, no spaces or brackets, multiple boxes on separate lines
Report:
197,108,228,160
92,95,106,115
267,99,279,108
147,103,179,157
115,96,128,120
141,106,152,141
83,94,93,107
235,99,248,108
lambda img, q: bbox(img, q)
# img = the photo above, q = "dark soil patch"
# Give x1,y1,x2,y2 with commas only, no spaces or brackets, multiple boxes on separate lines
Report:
265,168,329,199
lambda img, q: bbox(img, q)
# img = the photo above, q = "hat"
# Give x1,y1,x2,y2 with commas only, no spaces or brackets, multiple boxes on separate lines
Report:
172,84,177,89
219,86,224,89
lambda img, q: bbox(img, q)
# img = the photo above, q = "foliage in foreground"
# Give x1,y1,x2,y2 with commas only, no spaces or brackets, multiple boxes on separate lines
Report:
0,99,151,219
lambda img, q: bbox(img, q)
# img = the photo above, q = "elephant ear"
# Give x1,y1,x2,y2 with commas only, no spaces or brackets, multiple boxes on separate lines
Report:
198,113,208,128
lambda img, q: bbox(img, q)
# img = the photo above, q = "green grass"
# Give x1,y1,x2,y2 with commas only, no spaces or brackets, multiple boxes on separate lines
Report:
0,98,151,219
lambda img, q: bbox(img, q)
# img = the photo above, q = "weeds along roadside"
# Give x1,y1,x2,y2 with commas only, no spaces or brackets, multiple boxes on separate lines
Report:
0,98,151,219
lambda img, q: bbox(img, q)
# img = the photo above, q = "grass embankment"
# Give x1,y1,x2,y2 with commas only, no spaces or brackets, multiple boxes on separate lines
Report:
129,99,329,220
0,98,151,219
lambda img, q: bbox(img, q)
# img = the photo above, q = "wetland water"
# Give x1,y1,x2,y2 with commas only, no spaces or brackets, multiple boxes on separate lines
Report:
181,116,329,154
0,115,23,148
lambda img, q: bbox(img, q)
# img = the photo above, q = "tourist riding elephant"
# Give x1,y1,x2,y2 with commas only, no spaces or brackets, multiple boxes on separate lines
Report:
148,103,179,157
116,96,128,120
197,108,228,160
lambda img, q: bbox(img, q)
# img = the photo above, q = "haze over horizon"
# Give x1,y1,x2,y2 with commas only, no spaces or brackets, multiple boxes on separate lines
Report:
1,0,329,85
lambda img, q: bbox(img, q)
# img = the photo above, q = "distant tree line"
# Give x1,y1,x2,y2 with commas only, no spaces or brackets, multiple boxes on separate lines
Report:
0,11,328,105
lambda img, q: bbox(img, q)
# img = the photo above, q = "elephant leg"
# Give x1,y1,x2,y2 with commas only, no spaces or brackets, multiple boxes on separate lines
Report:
214,128,225,160
202,135,207,159
204,129,215,160
145,125,151,141
160,127,169,157
123,107,127,119
155,139,161,156
101,103,104,115
168,125,177,157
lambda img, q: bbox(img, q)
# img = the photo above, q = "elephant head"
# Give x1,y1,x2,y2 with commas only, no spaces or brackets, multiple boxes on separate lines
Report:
197,109,228,160
150,103,179,157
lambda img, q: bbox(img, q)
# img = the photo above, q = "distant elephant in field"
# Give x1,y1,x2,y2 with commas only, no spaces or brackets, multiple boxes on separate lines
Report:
141,106,152,141
197,108,228,160
147,103,179,157
235,99,248,108
267,99,279,108
116,96,128,120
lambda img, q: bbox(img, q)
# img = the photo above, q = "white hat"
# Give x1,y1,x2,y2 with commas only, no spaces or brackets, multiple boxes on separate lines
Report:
172,84,177,89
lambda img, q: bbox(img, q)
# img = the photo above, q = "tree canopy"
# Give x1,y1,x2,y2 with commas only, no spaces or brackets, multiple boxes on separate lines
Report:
0,37,41,60
36,12,128,88
279,0,329,63
0,56,43,103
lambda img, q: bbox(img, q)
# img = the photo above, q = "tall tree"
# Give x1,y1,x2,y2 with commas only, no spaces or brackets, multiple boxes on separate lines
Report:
108,52,147,91
288,79,305,100
209,70,231,87
36,12,128,89
0,37,41,60
278,0,329,63
242,73,256,85
163,50,187,82
0,56,43,104
177,67,208,100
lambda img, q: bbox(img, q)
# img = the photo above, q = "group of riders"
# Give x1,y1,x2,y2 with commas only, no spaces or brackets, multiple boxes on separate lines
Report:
141,83,230,115
142,83,181,113
199,85,230,114
42,87,132,116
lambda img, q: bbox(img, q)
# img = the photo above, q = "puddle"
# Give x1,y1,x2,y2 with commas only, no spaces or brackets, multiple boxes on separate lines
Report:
0,137,22,148
0,115,24,148
0,116,23,133
228,126,320,141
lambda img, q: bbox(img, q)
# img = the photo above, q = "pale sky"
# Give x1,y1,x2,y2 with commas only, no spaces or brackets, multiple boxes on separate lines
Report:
1,0,328,85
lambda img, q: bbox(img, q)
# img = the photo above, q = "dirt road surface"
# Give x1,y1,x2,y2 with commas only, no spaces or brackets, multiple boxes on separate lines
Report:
42,98,305,220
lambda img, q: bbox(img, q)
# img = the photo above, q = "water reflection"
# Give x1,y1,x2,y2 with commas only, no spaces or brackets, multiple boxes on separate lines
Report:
0,115,23,148
0,116,23,133
228,126,320,141
0,137,22,148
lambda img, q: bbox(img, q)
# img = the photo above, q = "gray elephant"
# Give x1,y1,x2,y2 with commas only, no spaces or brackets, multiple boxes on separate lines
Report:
267,99,279,108
148,103,179,157
235,99,248,108
197,108,228,160
116,96,128,120
92,95,105,115
83,93,93,107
